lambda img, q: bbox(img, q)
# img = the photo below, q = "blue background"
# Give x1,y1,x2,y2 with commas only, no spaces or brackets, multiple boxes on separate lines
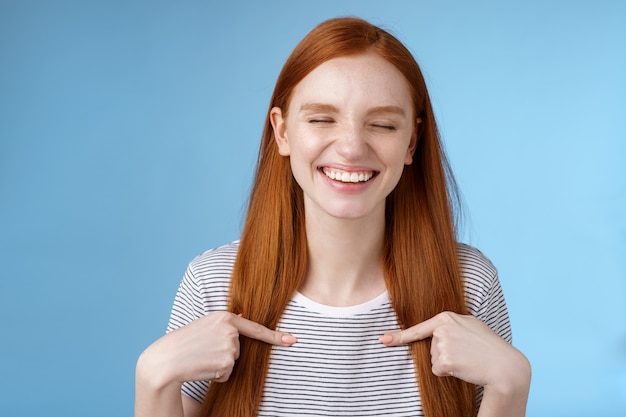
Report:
1,1,625,416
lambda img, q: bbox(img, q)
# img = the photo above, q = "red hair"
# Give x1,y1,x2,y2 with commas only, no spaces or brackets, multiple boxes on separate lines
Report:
201,17,475,417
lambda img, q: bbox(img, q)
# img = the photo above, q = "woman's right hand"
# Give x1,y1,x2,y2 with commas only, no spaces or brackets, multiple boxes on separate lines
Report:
135,312,297,417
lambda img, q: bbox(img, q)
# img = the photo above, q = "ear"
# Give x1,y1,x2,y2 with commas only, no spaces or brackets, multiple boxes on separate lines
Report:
404,117,421,165
270,107,290,156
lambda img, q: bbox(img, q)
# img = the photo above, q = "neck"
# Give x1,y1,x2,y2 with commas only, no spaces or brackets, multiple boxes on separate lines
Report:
301,208,387,307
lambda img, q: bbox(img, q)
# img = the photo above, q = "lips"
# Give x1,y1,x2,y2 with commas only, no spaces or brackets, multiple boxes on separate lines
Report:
321,167,377,183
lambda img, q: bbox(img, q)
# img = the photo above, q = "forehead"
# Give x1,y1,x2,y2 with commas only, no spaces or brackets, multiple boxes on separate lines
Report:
289,52,413,112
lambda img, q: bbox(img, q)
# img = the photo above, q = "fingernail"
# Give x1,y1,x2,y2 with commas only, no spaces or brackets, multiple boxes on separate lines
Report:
281,334,297,345
379,334,393,345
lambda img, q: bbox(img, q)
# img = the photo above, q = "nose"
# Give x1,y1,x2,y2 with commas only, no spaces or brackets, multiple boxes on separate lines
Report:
335,124,368,161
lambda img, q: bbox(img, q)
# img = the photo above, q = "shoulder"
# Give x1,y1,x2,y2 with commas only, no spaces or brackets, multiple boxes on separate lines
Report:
170,241,240,322
187,240,240,276
457,243,499,310
457,243,497,284
183,240,240,292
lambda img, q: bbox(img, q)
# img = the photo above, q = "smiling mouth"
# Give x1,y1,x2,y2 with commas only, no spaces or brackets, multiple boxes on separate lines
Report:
321,167,377,183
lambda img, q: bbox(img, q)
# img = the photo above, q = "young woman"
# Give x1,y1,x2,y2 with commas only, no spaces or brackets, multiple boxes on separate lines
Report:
135,17,531,417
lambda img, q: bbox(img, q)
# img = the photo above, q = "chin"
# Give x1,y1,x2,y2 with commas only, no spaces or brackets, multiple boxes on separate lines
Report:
324,205,379,221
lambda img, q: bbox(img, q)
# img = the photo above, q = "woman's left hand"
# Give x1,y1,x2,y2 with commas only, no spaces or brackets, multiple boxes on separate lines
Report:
379,311,531,416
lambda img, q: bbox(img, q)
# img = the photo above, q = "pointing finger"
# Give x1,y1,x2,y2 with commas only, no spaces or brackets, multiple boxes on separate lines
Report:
379,315,441,346
233,315,297,346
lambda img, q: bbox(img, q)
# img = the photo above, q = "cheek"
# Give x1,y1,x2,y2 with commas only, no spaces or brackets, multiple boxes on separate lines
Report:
286,140,315,175
379,143,413,168
286,129,326,160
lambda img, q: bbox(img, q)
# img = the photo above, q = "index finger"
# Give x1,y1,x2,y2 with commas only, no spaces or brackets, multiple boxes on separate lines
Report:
379,315,440,346
233,315,297,346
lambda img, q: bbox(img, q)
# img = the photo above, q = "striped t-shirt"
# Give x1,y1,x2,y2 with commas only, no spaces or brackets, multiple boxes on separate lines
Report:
166,241,512,416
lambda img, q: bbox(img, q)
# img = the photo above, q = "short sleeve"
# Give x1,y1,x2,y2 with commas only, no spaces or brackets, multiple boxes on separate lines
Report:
458,244,513,410
475,267,512,343
165,242,238,403
459,243,512,343
167,266,209,333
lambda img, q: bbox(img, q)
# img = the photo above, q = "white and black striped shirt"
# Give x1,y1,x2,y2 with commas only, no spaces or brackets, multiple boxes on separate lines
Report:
166,241,512,416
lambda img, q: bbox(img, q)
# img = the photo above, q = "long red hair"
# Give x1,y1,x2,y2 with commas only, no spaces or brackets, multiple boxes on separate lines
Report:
201,17,475,417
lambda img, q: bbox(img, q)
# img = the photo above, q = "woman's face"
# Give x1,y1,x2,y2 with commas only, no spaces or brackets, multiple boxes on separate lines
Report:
270,52,417,222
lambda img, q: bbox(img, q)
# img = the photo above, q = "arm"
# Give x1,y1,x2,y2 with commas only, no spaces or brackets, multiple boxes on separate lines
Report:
134,312,297,417
380,312,531,417
182,394,203,417
135,359,203,417
476,351,530,417
135,355,185,417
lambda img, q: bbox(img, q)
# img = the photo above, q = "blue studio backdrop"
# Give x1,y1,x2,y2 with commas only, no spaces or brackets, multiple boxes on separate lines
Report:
1,1,625,416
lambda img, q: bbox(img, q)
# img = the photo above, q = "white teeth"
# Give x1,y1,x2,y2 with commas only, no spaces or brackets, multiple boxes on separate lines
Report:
323,168,374,183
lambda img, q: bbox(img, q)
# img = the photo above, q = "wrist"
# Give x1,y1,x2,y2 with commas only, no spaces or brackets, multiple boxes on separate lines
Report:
136,346,182,392
135,348,185,417
479,351,531,417
488,361,530,394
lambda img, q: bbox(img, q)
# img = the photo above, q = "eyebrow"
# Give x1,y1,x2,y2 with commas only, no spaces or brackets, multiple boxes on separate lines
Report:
299,103,339,113
299,103,407,116
367,105,407,116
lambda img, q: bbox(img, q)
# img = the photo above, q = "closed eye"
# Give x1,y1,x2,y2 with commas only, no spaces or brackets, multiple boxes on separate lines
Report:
371,124,397,131
309,118,335,124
